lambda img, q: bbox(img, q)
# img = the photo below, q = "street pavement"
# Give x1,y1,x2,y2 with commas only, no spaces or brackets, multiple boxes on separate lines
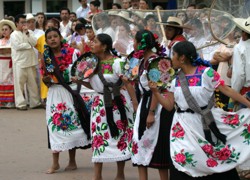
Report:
0,109,160,180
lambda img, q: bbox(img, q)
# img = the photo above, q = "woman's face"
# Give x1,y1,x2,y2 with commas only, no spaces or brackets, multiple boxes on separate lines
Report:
1,25,12,38
95,18,104,28
133,39,140,51
37,14,45,24
90,37,105,54
146,18,156,28
165,26,176,40
118,25,128,37
46,31,61,49
177,12,186,23
86,29,95,40
71,21,77,32
171,51,182,69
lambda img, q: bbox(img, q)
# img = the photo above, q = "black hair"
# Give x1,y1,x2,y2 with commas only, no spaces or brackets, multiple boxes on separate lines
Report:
173,41,210,67
35,12,47,30
77,17,87,26
112,3,122,9
75,23,85,31
85,23,93,30
187,3,196,8
60,7,70,14
196,3,207,9
70,12,77,16
96,33,121,57
45,27,62,41
90,0,101,7
14,14,26,23
145,14,157,22
135,29,156,50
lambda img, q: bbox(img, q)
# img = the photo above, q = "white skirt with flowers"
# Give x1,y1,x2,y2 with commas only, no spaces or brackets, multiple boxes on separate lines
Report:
46,84,90,152
90,90,134,162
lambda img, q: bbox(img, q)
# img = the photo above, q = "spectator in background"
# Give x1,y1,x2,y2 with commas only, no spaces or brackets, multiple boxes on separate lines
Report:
112,3,122,9
87,0,102,19
186,3,196,20
35,12,46,32
139,0,150,10
129,0,140,10
70,12,77,21
175,11,189,24
76,0,90,19
196,3,207,9
10,14,41,110
0,19,16,108
122,0,131,9
59,7,72,39
26,13,44,96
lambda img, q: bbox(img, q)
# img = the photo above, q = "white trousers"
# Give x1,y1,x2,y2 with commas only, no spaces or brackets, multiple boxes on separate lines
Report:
13,64,40,108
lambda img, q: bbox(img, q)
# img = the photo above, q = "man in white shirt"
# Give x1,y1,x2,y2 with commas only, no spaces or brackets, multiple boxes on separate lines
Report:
76,0,90,19
26,13,44,93
59,8,72,39
231,17,250,96
10,14,41,110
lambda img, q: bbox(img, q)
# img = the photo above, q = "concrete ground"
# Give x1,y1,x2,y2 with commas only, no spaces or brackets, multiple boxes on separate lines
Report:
0,109,160,180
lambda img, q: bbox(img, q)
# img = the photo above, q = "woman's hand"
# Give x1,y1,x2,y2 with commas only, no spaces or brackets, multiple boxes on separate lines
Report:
71,76,82,84
148,81,158,93
42,75,53,87
146,111,155,128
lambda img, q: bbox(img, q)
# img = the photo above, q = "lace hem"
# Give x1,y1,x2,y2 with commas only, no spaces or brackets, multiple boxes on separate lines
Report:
51,139,91,152
92,154,131,163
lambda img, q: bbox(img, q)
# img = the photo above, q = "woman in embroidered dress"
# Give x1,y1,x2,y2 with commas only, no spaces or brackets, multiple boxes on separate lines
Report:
0,19,16,108
42,28,91,174
72,33,134,180
149,41,250,180
129,29,174,180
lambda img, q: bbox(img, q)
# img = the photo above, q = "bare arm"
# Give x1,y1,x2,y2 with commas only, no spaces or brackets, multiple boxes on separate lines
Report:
122,77,138,112
71,76,93,90
218,85,250,108
148,81,175,111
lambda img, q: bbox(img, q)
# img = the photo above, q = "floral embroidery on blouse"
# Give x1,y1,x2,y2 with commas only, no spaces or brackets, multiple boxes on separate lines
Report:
199,139,240,167
222,114,243,128
241,123,250,145
48,102,81,135
173,149,197,167
171,122,185,142
176,74,202,87
100,58,115,74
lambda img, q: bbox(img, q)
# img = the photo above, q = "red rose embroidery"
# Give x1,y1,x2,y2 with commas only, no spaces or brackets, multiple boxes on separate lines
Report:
172,122,185,139
206,158,218,167
104,132,110,140
116,120,125,130
91,122,96,133
100,108,106,117
175,153,186,164
202,144,214,155
52,113,63,126
132,142,138,154
92,97,100,107
92,135,104,149
127,128,133,142
117,140,127,151
216,146,231,160
96,116,101,123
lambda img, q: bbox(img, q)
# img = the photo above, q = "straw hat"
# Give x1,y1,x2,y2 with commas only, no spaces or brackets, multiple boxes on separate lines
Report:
26,13,36,22
157,16,191,29
107,10,119,16
131,11,144,19
233,17,250,34
0,19,16,31
115,11,134,22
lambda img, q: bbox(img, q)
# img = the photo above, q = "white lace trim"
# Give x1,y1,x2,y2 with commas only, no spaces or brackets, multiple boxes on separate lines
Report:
92,154,131,163
51,139,91,152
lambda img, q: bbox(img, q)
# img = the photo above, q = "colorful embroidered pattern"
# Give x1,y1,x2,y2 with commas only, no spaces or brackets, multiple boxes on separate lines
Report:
171,122,185,142
199,139,240,167
173,149,197,167
48,102,80,135
241,124,250,145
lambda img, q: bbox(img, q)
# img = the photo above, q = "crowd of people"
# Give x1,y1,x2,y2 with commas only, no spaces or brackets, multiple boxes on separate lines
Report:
1,0,250,179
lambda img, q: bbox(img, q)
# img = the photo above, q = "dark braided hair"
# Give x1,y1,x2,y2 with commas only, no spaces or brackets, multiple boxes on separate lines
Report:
173,41,211,67
96,33,121,58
